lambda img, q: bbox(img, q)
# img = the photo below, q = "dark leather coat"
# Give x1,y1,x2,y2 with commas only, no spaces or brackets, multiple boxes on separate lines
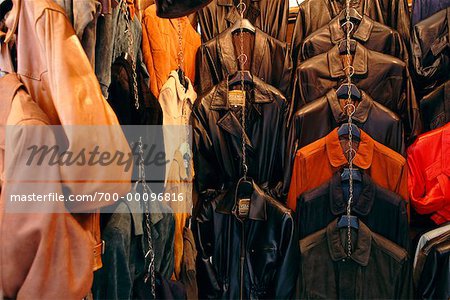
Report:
193,77,288,202
420,80,450,131
301,14,408,63
197,0,288,42
196,28,292,97
290,0,411,67
411,0,450,25
193,182,298,299
411,8,450,98
292,42,420,141
284,89,405,198
298,219,413,299
296,172,410,250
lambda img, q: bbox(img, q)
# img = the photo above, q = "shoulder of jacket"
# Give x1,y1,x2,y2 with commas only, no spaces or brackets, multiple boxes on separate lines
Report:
296,137,326,159
296,96,327,117
371,232,409,263
301,181,329,203
7,89,50,126
373,140,406,166
300,228,327,253
371,101,401,122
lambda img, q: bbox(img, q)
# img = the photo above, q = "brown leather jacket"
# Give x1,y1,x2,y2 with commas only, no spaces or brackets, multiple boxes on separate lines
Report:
301,14,408,63
290,0,411,67
0,0,132,271
298,219,413,299
292,42,420,141
196,27,292,97
197,0,288,42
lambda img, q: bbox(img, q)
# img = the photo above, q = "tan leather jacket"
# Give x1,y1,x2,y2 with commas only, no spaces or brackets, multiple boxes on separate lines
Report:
0,0,132,271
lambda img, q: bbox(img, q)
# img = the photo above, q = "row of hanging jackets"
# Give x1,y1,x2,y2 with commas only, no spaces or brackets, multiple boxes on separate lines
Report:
192,0,449,299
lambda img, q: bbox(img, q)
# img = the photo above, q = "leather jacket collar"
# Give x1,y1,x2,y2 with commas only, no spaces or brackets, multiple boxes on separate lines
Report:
327,218,371,266
217,27,267,79
215,181,267,221
328,43,368,77
329,172,376,216
329,14,374,44
326,128,375,169
210,76,275,110
327,89,373,123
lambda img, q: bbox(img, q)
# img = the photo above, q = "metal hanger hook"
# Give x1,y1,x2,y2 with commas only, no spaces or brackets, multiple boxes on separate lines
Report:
236,2,247,16
343,102,356,115
341,20,355,35
237,53,248,67
343,65,355,77
345,148,357,163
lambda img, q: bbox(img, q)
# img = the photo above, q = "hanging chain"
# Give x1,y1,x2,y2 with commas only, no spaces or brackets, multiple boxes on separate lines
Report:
237,1,248,179
135,137,156,298
177,19,184,72
123,4,140,110
123,3,155,296
344,0,356,258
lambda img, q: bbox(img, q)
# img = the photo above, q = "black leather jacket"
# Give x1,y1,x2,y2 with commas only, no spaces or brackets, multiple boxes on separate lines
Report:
411,8,450,99
193,77,288,202
290,0,411,68
196,28,292,97
420,80,450,131
193,182,299,299
197,0,288,42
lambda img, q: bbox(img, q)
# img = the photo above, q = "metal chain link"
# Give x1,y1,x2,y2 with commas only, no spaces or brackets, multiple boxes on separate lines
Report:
238,1,248,178
135,137,156,298
344,0,356,258
123,3,155,296
177,19,184,72
123,5,140,110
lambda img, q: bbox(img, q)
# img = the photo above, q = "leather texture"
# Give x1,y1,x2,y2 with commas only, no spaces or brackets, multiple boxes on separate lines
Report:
287,128,409,211
410,8,450,99
193,182,298,299
192,77,288,203
296,172,409,250
142,4,200,98
290,0,411,68
292,42,420,142
407,122,450,225
300,14,408,63
411,0,450,25
196,28,292,97
0,74,93,299
197,0,288,42
298,219,413,299
420,80,450,131
284,89,405,199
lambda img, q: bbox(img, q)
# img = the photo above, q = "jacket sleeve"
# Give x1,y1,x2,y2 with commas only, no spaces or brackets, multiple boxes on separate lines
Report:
192,101,222,201
39,9,131,212
403,67,422,143
192,199,221,299
388,0,411,46
141,12,159,98
290,6,307,69
196,45,216,95
274,212,299,299
396,163,410,215
282,111,301,201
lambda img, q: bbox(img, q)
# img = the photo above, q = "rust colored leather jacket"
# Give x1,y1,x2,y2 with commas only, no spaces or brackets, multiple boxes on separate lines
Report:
407,122,450,225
